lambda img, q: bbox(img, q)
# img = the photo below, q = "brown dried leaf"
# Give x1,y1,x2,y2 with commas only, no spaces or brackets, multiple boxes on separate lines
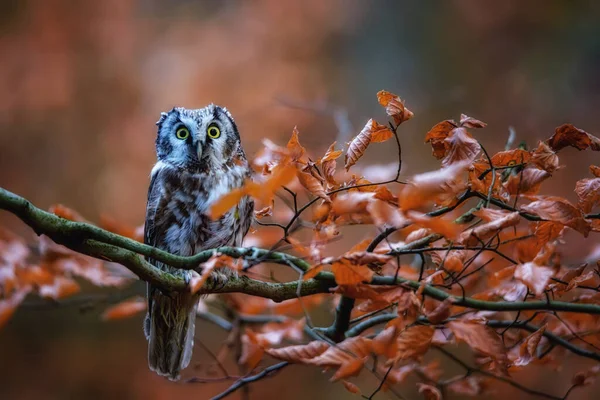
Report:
399,161,469,211
265,341,330,362
48,204,87,222
590,165,600,178
521,197,591,237
425,120,458,159
342,380,361,395
575,178,600,213
531,141,560,173
491,149,531,167
101,296,147,321
511,324,546,367
331,260,374,285
460,114,487,129
395,325,435,361
417,383,442,400
442,127,480,167
504,167,551,196
297,169,330,201
287,126,306,162
426,298,455,324
406,211,461,240
370,120,395,143
514,261,553,296
448,320,507,363
377,90,414,126
548,124,597,151
459,212,520,246
345,120,373,171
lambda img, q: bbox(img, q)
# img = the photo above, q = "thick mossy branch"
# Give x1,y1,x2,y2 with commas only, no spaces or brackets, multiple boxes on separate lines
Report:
3,186,600,315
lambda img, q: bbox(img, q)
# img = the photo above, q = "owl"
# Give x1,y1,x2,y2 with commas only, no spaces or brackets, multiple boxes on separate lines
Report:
143,105,254,380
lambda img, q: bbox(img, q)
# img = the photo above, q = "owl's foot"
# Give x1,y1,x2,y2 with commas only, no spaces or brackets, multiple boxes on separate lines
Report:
206,268,236,291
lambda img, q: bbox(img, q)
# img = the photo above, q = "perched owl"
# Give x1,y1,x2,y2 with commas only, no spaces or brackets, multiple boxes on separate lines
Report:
144,105,253,380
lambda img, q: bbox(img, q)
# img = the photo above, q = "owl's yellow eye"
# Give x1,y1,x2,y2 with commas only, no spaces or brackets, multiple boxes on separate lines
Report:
176,127,190,140
207,124,221,139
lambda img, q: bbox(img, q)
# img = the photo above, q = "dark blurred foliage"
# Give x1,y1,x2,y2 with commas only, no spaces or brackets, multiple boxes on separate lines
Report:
1,0,600,398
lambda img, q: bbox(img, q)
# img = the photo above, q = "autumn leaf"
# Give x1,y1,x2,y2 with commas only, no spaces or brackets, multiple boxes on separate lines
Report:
442,127,480,167
369,120,395,143
460,114,487,129
590,165,600,178
208,187,246,220
101,296,146,321
459,211,520,246
265,341,329,362
297,169,330,201
287,126,306,162
303,264,324,281
254,203,273,219
575,177,600,213
345,119,393,170
425,120,458,159
371,326,399,358
548,124,598,151
426,298,455,324
331,260,374,285
367,199,407,228
514,261,553,296
345,120,373,171
406,211,461,240
503,167,551,196
49,204,87,222
320,142,343,186
448,320,507,364
491,149,531,167
0,288,30,329
100,216,143,242
377,90,413,126
342,380,361,395
395,325,435,361
511,324,546,367
39,276,80,300
417,383,442,400
520,197,591,236
399,161,470,210
240,329,268,370
531,141,560,173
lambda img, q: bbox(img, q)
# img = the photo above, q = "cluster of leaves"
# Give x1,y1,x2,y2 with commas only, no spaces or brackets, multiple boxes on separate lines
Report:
2,89,600,399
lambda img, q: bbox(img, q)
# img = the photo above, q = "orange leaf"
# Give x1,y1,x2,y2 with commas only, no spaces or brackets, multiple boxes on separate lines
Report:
425,120,458,159
303,264,323,281
265,341,329,362
406,211,461,240
320,142,342,186
548,124,599,151
287,126,306,162
514,261,553,296
331,260,374,285
297,169,330,201
511,324,546,367
331,358,365,382
531,141,560,173
521,197,591,237
240,329,267,370
448,320,507,363
345,120,373,171
101,297,147,321
426,298,454,324
372,326,399,358
575,177,600,213
491,149,531,167
399,161,469,211
39,276,80,300
367,199,407,228
442,127,481,168
459,211,520,246
395,325,434,361
100,216,143,242
590,165,600,178
0,288,29,329
208,187,246,220
369,120,395,143
504,167,551,196
342,380,361,395
48,204,87,222
459,114,487,129
377,90,413,126
417,383,442,400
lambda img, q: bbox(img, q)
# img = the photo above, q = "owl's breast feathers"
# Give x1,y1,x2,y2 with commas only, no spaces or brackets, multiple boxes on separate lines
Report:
145,161,253,261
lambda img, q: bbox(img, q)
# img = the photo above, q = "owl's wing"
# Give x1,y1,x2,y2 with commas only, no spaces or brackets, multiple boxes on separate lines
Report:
144,169,164,317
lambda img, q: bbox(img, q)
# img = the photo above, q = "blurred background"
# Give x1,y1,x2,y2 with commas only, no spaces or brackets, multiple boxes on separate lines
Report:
1,0,600,398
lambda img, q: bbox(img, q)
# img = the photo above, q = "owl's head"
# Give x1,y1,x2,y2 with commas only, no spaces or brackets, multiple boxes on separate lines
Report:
154,105,244,171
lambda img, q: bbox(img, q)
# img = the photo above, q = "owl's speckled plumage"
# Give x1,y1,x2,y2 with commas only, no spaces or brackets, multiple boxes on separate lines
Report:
144,105,253,380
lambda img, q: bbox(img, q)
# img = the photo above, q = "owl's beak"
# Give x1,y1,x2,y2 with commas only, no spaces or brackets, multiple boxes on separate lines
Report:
196,143,203,160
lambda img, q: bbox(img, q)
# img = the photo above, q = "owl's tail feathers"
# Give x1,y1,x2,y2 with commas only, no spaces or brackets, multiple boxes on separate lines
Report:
145,291,198,381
